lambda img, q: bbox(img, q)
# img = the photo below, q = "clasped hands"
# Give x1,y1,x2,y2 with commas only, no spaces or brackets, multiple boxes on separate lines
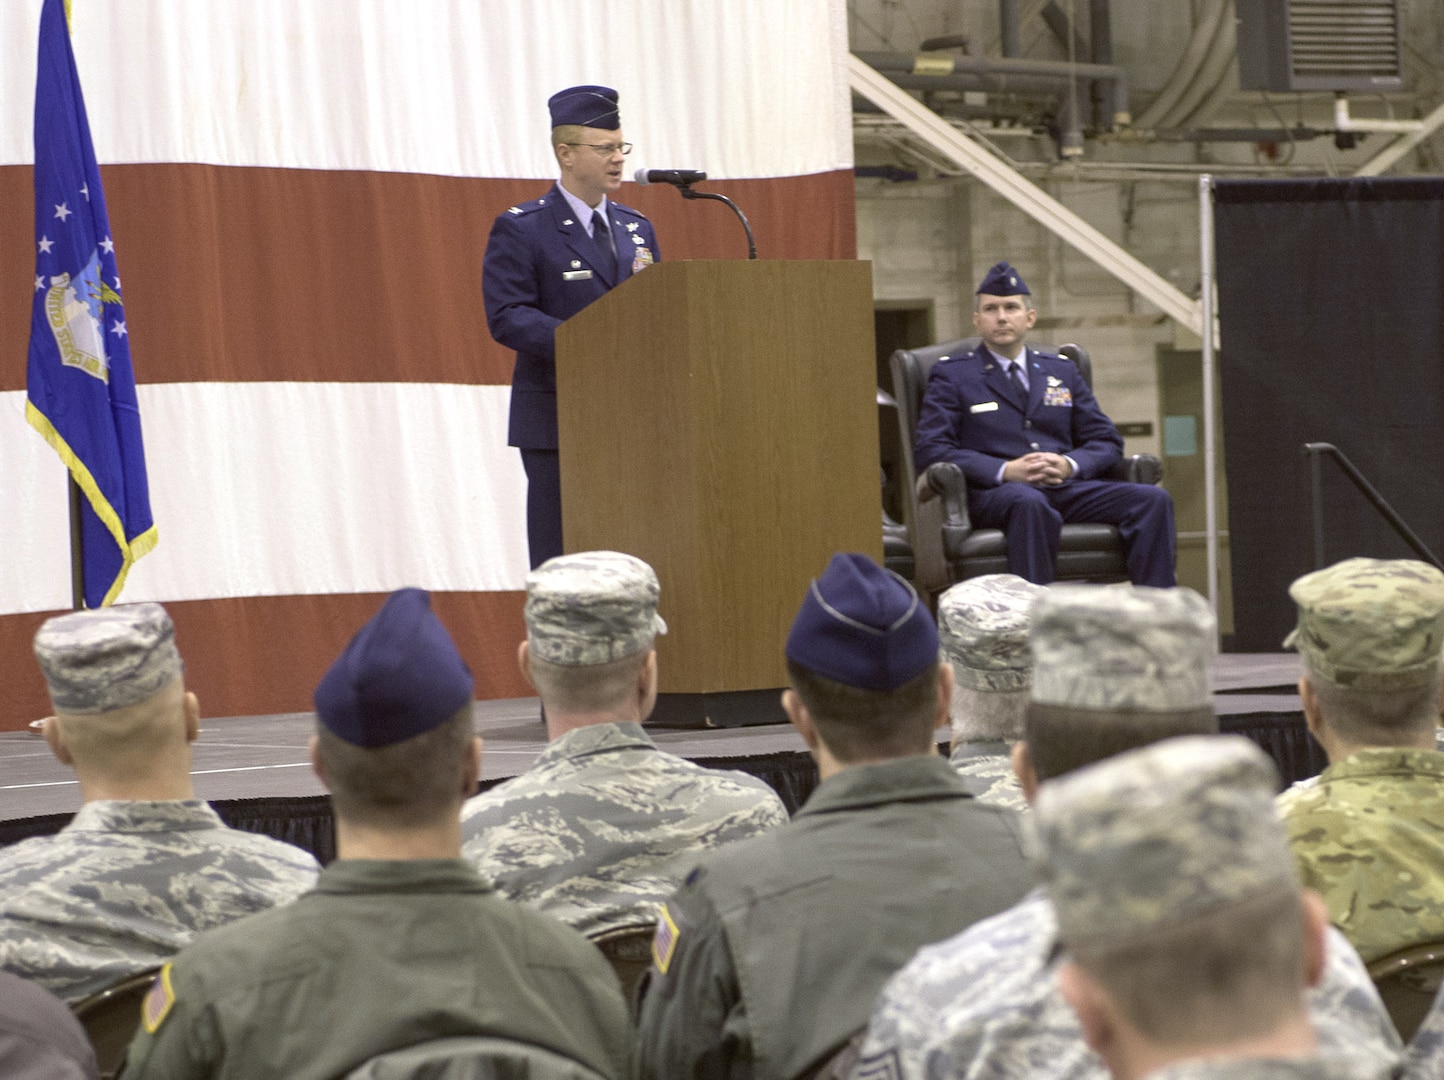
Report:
1002,452,1073,486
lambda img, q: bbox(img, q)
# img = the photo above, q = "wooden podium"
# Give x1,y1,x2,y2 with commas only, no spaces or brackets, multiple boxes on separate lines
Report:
555,260,880,727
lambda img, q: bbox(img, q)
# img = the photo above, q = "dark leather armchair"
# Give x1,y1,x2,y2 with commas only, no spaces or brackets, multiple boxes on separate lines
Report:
889,336,1162,598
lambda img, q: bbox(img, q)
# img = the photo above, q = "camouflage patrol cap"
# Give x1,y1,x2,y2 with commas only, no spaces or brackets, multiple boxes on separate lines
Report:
1035,734,1295,948
938,574,1046,693
525,551,667,666
1284,557,1444,691
34,603,183,714
1031,585,1216,711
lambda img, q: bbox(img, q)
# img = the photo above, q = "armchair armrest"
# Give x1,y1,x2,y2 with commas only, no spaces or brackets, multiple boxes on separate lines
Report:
1106,454,1163,485
912,463,974,595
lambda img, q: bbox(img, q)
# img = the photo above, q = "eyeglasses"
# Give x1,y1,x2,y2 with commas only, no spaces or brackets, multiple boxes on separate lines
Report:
565,142,633,157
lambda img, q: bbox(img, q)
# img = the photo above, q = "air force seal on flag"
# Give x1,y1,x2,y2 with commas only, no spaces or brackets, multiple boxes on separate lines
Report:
42,252,118,383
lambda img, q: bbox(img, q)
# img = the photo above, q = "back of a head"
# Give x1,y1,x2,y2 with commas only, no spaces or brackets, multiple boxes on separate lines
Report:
1286,557,1444,746
314,588,476,830
522,550,667,715
33,603,189,777
1036,735,1308,1047
1026,584,1219,782
784,553,941,762
938,574,1045,744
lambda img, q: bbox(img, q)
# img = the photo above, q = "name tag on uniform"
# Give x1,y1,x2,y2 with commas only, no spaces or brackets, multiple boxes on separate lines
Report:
562,270,593,281
970,401,1000,413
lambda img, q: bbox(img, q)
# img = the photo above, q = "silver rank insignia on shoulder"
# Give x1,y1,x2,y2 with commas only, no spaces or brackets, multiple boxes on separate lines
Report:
507,206,522,215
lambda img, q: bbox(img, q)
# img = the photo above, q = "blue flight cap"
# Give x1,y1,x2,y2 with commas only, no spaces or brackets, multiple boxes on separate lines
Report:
786,554,940,691
314,588,474,748
548,85,621,129
977,261,1030,297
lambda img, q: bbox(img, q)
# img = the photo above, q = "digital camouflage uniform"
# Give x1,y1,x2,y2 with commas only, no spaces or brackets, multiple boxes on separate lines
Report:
13,603,320,1004
853,888,1402,1080
937,575,1044,817
465,551,788,935
460,721,788,935
0,800,319,1003
1034,738,1378,1080
1143,1058,1393,1080
1405,984,1444,1080
948,740,1027,813
1280,557,1444,967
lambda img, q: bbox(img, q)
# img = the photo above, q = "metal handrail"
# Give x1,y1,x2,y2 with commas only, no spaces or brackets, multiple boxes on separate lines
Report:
1302,443,1443,571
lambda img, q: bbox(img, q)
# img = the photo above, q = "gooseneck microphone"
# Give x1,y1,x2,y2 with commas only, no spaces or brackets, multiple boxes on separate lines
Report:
633,168,708,186
633,168,757,260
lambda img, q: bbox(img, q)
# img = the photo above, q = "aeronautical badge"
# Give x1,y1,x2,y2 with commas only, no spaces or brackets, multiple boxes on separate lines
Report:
632,247,655,274
1043,384,1073,407
631,234,645,245
1047,375,1062,387
626,221,639,232
42,253,116,383
141,963,176,1033
652,904,681,974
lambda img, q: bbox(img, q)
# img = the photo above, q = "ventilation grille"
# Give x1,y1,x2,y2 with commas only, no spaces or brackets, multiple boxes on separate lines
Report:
1289,0,1401,83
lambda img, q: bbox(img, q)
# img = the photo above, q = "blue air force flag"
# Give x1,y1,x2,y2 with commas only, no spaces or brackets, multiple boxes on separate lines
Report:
27,0,157,608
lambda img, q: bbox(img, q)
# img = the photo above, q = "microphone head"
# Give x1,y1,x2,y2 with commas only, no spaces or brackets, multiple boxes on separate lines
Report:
633,167,651,185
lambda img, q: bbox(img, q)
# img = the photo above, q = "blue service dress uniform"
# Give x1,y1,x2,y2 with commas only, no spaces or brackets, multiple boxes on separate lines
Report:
914,344,1175,586
482,184,660,567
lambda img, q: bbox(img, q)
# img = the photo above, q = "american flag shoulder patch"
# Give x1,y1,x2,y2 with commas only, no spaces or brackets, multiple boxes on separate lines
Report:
141,962,176,1034
652,904,681,974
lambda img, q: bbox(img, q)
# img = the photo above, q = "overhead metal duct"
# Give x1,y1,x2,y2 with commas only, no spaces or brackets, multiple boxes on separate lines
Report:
1236,0,1403,93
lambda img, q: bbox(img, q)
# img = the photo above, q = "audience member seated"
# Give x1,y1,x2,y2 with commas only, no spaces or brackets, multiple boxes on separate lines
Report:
854,585,1401,1080
635,553,1034,1080
0,971,99,1080
1044,737,1373,1080
0,604,318,1003
460,551,788,936
939,573,1045,812
118,589,630,1080
1279,557,1444,966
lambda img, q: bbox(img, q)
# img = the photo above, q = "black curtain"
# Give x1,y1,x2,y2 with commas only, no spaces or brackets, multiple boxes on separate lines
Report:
1214,177,1444,650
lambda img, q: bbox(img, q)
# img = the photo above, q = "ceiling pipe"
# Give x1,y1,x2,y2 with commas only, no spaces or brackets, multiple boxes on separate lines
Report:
1334,95,1423,135
854,50,1131,129
1000,0,1022,58
1089,0,1114,131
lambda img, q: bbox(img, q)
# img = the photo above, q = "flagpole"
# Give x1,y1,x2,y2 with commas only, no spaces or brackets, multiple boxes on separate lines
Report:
68,476,85,609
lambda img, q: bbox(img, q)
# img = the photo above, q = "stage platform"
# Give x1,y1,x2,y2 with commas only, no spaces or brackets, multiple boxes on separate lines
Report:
0,654,1317,862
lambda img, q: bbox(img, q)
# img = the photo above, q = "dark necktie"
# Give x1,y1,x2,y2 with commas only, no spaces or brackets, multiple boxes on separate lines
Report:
1007,360,1027,400
591,212,617,279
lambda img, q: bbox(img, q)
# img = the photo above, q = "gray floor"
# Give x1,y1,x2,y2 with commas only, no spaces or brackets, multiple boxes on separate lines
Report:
0,653,1301,820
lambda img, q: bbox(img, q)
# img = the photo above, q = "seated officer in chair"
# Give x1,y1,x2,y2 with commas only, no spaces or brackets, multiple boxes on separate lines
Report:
914,261,1175,587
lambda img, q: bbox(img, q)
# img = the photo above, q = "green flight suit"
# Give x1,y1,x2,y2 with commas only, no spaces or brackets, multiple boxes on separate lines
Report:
119,859,631,1080
634,755,1033,1080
